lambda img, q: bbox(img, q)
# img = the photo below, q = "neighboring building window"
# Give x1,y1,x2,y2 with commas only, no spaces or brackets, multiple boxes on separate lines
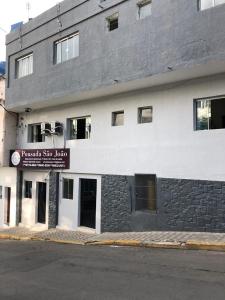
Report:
135,175,156,211
24,181,32,198
16,53,33,78
63,178,73,200
68,116,91,140
28,124,45,143
195,98,225,130
138,106,153,123
112,111,124,126
106,13,119,31
199,0,225,10
55,32,79,64
0,186,2,199
137,0,152,19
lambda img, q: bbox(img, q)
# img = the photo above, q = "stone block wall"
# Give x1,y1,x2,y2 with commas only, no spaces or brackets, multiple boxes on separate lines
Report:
48,172,59,229
101,175,225,233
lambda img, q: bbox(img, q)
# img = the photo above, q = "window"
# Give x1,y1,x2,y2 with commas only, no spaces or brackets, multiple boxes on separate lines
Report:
199,0,225,10
137,0,152,19
68,116,91,140
16,53,33,78
28,124,45,143
55,32,79,64
195,98,225,130
0,186,2,199
135,175,156,211
24,181,32,198
112,111,124,126
106,13,119,31
63,178,73,200
138,106,153,123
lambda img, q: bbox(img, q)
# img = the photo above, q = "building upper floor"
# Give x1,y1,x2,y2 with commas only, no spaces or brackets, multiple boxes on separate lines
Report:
5,0,225,111
16,73,225,181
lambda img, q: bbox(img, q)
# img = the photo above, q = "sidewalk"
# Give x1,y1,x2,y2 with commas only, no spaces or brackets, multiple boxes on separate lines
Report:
1,227,225,251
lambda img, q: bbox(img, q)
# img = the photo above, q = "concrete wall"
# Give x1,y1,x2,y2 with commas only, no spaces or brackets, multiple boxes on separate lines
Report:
16,75,225,182
6,0,225,109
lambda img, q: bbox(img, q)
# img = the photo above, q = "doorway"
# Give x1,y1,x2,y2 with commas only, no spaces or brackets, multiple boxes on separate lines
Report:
80,179,97,229
37,182,47,224
4,187,11,225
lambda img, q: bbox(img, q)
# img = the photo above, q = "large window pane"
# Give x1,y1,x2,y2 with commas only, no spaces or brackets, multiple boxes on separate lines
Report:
55,33,79,64
196,100,210,130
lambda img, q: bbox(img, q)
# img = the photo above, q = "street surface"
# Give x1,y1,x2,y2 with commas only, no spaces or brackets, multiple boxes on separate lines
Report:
0,240,225,299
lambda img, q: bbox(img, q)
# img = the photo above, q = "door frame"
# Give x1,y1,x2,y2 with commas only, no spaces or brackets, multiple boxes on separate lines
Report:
36,181,47,224
58,173,101,234
4,187,11,226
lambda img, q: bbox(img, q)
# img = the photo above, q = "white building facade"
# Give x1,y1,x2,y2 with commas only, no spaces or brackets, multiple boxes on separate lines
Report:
5,0,225,233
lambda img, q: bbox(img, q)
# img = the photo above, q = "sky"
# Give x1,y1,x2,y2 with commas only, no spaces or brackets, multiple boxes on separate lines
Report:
0,0,59,61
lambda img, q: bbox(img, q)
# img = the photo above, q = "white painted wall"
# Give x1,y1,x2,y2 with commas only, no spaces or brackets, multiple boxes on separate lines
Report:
0,167,17,228
21,171,49,229
17,75,225,181
58,173,101,233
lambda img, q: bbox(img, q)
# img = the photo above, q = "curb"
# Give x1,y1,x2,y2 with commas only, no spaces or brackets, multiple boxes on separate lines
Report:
1,233,225,252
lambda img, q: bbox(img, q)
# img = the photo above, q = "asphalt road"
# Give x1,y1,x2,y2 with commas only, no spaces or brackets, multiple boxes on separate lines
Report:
0,241,225,300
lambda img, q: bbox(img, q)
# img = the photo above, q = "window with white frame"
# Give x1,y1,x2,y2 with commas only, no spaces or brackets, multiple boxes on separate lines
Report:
55,32,79,64
137,0,152,19
138,106,153,123
28,123,45,143
62,178,74,200
195,97,225,130
16,53,33,78
199,0,225,10
68,116,91,140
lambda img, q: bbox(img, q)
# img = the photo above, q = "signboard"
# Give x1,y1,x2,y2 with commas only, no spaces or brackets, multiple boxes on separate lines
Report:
10,149,70,169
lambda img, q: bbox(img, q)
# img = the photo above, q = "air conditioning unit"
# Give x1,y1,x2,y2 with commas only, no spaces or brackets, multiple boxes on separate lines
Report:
51,121,63,135
41,122,51,136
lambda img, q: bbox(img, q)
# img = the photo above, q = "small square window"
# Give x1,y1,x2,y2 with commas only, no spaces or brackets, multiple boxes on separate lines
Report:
68,116,91,140
24,181,32,198
28,123,45,143
137,0,152,19
63,178,74,200
112,111,124,126
138,106,153,123
106,13,119,31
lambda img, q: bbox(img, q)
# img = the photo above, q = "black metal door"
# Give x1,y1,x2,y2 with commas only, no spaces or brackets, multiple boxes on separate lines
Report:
80,179,97,229
37,182,46,224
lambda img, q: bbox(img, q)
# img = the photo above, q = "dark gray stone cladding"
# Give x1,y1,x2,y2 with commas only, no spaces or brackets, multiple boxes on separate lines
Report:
101,175,225,233
48,171,59,229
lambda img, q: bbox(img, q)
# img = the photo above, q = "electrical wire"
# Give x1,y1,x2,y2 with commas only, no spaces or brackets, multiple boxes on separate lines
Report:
0,103,17,117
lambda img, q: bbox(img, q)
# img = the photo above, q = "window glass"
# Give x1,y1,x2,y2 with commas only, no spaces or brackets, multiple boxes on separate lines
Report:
138,107,153,123
24,181,32,198
16,53,33,78
195,98,225,130
112,111,124,126
63,178,73,199
28,124,45,143
0,186,2,199
55,33,79,64
107,13,119,31
135,175,156,211
68,116,91,140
